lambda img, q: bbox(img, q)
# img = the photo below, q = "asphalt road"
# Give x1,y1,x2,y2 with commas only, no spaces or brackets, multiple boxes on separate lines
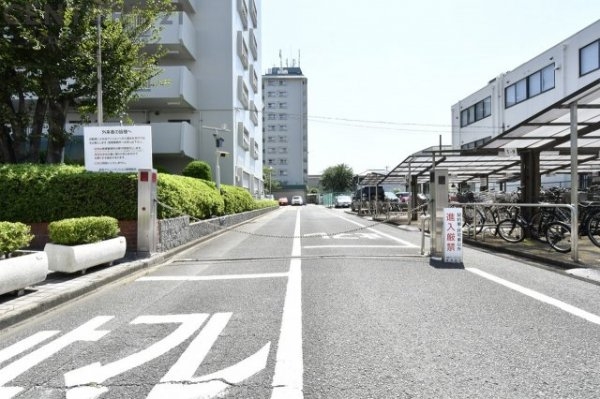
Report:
1,205,600,398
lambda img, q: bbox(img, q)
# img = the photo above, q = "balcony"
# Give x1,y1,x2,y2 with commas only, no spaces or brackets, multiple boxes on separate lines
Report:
172,0,198,14
151,121,198,158
251,137,260,160
133,66,198,109
249,0,258,28
237,76,249,109
249,65,258,93
237,0,248,29
249,101,258,126
145,12,197,60
249,29,258,60
237,31,249,69
238,122,250,150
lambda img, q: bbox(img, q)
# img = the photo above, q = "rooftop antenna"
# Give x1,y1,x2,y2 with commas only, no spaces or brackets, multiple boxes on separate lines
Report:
279,49,282,68
298,50,301,67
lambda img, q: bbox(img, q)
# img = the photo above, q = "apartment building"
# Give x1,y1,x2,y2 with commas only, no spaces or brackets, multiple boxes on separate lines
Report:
452,19,600,151
262,66,308,188
67,0,263,194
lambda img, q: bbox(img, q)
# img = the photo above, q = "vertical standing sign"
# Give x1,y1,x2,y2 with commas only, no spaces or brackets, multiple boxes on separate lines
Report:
443,208,463,263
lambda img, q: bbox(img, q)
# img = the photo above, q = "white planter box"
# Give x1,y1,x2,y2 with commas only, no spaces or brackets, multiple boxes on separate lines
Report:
0,251,48,296
45,236,127,274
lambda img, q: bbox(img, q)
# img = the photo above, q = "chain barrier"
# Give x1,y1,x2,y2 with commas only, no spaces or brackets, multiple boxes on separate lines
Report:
154,199,428,239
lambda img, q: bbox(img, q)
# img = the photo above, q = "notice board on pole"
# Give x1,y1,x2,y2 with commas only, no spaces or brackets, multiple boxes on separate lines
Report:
443,208,463,263
84,125,152,172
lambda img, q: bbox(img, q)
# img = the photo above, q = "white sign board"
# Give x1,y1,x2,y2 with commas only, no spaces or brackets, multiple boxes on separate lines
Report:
443,208,463,263
84,126,152,172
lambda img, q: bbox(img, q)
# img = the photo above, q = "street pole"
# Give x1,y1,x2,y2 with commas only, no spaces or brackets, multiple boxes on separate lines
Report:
269,166,273,193
97,14,103,125
215,149,221,190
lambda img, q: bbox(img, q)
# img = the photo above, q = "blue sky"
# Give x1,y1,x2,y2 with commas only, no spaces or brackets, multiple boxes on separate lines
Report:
261,0,600,175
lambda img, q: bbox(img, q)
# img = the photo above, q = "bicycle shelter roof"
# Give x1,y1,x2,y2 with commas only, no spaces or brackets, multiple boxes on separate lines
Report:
368,78,600,188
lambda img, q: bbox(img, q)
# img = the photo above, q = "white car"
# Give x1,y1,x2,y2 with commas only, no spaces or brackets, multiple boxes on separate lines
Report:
334,195,352,208
291,195,304,206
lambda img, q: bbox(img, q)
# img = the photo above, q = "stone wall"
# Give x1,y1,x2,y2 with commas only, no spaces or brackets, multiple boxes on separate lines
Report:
158,207,277,252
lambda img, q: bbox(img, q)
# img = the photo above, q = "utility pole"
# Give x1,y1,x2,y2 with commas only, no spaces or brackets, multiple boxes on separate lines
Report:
97,14,103,125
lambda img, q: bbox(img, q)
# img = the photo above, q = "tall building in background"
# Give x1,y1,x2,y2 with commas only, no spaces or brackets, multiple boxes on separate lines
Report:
67,0,264,195
262,66,308,189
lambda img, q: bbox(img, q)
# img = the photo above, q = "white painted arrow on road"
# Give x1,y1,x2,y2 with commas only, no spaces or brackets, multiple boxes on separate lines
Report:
147,312,270,398
0,317,113,399
65,314,209,399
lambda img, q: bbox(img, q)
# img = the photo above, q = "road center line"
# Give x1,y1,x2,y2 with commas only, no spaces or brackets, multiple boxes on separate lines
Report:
271,209,303,399
136,273,288,282
467,267,600,325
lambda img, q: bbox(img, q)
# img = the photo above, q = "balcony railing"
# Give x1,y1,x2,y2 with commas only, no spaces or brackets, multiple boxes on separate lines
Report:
237,76,249,109
249,64,258,93
250,101,259,126
237,31,249,69
172,0,198,14
237,0,248,29
249,0,258,28
151,121,198,158
145,12,197,60
249,29,258,60
133,66,198,109
238,122,250,150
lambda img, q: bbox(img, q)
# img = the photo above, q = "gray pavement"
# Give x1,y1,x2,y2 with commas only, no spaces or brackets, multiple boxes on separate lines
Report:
2,216,600,332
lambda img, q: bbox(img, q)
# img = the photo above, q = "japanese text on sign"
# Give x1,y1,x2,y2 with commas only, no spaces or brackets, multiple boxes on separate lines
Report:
84,126,153,172
443,208,463,263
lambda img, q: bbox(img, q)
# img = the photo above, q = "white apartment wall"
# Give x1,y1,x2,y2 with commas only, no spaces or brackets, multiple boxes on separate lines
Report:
452,19,600,149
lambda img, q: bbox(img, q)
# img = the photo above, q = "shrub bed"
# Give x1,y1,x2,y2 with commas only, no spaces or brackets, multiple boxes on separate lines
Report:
0,221,34,257
48,216,120,245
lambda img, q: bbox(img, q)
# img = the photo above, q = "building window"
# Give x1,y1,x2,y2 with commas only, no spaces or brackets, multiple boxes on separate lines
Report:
279,102,287,109
278,113,287,120
504,63,555,108
460,96,491,127
580,40,600,76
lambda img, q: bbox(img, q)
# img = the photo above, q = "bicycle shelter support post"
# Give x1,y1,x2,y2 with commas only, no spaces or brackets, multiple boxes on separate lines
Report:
570,102,579,262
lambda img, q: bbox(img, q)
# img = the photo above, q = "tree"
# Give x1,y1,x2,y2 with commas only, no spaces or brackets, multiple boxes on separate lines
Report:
321,163,354,193
0,0,173,163
262,166,280,193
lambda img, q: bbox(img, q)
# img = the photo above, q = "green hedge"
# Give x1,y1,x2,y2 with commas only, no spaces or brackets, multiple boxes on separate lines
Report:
157,174,224,219
48,216,120,245
0,164,274,223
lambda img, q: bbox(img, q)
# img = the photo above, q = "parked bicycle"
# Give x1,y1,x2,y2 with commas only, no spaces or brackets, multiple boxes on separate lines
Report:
496,205,570,248
545,201,600,252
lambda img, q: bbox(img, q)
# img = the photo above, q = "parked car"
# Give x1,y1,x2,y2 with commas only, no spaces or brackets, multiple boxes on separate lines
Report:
278,197,288,206
396,191,411,204
334,195,352,208
291,195,304,206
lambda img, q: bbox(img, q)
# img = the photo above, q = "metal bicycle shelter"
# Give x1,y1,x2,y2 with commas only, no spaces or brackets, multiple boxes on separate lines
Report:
356,79,600,262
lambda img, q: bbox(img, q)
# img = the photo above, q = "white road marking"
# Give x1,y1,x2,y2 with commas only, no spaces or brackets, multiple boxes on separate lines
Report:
65,314,209,394
467,268,600,325
137,272,289,282
0,317,113,399
335,215,418,247
271,210,303,399
147,312,271,398
0,331,59,364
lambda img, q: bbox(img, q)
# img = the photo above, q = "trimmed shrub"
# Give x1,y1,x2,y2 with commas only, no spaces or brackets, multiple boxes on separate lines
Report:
157,174,224,219
182,160,213,181
254,199,279,209
0,222,34,257
221,185,256,214
48,216,120,245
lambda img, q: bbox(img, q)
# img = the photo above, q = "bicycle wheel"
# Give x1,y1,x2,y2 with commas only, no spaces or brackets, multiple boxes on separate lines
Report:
545,221,571,253
496,219,526,243
586,211,600,248
463,206,485,235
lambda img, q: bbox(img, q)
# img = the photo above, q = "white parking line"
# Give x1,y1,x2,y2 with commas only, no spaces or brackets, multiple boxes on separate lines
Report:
467,267,600,325
303,245,413,249
271,209,303,399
